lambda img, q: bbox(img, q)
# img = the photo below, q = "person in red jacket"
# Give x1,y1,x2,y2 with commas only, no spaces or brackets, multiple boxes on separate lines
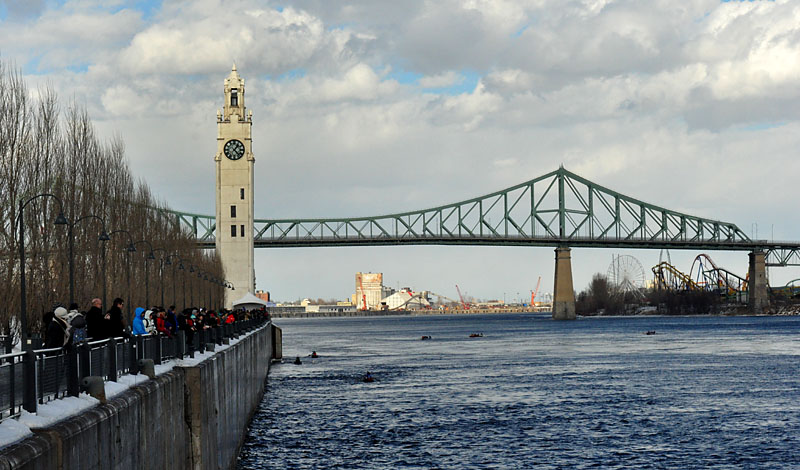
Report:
155,308,172,338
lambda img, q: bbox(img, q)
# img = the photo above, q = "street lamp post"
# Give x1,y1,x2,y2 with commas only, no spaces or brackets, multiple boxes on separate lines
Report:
17,193,67,349
198,272,214,310
166,254,181,308
179,261,187,310
109,230,136,319
153,249,170,307
65,214,109,307
133,240,155,308
188,265,196,308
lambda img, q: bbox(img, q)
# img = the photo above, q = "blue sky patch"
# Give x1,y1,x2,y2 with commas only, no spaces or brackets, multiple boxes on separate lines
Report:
272,68,306,81
512,24,529,38
424,70,481,95
387,69,423,85
739,121,785,132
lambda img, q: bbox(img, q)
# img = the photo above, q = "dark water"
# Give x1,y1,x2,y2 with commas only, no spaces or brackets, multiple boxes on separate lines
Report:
237,314,800,469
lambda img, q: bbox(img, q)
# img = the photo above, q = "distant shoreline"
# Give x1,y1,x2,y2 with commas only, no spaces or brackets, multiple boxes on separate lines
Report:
269,307,548,318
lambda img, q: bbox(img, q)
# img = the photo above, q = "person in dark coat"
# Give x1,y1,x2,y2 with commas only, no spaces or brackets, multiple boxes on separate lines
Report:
86,298,106,340
166,305,178,336
105,297,127,338
44,307,70,350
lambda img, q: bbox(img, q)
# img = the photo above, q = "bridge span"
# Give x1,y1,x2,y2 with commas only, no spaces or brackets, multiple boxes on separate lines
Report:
165,167,800,317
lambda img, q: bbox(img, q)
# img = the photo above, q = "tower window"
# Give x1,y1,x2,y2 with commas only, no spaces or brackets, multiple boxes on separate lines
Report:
240,224,245,237
240,188,245,200
230,225,237,237
231,88,238,107
230,205,237,218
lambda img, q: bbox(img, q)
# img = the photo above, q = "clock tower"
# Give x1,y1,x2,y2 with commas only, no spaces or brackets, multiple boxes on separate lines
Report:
215,64,255,307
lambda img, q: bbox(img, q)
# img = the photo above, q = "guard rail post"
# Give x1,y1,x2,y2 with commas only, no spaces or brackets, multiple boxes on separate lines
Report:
23,350,37,413
79,343,90,379
193,330,202,353
67,347,80,397
177,331,186,359
154,335,163,365
129,336,139,375
107,337,117,382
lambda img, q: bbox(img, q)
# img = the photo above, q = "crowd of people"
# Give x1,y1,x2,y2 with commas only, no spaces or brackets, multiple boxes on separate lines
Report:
41,297,267,351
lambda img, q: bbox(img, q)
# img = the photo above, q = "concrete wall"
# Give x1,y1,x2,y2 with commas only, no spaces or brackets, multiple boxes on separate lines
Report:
0,323,274,470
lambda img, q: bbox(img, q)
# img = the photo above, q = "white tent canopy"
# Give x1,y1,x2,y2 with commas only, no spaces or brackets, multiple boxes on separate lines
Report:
231,292,268,310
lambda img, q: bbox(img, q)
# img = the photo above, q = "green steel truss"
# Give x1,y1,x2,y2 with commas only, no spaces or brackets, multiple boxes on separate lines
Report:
163,167,800,266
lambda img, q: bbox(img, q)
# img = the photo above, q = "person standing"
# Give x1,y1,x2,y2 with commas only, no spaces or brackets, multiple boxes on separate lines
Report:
155,308,172,337
105,297,127,338
166,305,178,336
44,307,70,350
131,308,147,336
86,298,106,340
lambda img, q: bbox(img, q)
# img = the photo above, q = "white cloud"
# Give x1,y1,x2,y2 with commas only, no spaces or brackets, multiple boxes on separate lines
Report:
419,71,461,88
5,0,800,300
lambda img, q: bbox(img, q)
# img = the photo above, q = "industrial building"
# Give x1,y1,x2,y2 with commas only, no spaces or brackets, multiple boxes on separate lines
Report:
306,304,357,314
354,272,395,309
383,289,431,310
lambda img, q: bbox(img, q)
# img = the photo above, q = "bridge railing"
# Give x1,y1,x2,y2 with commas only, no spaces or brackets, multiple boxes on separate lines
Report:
0,317,269,421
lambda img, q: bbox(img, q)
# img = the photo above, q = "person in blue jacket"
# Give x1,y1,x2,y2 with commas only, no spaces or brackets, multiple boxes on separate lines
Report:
131,307,147,335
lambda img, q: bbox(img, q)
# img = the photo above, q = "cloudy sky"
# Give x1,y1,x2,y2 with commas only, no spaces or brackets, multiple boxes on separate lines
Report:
3,0,800,303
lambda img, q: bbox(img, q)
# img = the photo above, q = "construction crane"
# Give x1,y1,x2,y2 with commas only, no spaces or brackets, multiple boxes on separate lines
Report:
357,274,367,311
530,276,542,305
455,284,470,310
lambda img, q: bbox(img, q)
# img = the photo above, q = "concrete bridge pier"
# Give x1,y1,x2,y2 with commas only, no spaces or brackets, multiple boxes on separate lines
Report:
748,250,769,313
552,246,576,320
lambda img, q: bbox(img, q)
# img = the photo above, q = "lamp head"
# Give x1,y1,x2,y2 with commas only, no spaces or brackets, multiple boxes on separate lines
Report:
54,213,68,226
127,244,136,252
147,252,155,260
99,231,110,241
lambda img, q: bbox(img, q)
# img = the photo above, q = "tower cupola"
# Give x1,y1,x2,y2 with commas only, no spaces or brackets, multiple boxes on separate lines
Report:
222,63,246,122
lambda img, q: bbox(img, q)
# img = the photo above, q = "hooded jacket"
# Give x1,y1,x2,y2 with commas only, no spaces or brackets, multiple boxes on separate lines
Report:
132,307,147,335
44,307,70,349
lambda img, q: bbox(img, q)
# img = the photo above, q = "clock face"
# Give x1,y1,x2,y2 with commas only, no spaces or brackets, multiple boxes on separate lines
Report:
224,139,245,160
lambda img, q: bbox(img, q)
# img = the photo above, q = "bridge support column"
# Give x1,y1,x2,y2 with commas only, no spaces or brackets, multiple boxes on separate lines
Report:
748,250,769,313
553,246,576,320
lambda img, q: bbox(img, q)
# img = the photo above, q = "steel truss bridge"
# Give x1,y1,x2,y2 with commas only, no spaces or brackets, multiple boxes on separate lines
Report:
166,167,800,267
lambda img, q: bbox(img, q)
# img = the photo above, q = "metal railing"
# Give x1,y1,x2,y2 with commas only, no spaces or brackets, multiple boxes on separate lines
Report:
0,317,269,421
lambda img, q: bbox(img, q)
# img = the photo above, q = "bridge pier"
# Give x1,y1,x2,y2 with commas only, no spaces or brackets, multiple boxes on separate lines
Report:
552,246,576,320
748,250,769,313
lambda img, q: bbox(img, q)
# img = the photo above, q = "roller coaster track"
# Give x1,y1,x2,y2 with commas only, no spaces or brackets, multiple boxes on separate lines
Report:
689,254,748,295
162,167,800,265
652,262,700,291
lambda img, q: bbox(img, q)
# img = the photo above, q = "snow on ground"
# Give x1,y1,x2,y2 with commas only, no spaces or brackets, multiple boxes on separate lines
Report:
0,328,259,450
0,417,31,446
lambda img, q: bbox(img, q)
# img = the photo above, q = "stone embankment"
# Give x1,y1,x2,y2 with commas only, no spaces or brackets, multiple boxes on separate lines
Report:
0,323,280,470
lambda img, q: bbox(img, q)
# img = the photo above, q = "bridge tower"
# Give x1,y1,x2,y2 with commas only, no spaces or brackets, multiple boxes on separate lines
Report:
748,250,769,313
215,64,255,307
552,246,576,320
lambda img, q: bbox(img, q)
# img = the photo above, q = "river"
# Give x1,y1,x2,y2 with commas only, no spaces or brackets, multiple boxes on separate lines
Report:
237,313,800,469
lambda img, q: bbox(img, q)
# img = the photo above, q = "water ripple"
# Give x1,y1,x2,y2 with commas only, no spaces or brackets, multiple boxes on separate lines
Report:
238,314,800,469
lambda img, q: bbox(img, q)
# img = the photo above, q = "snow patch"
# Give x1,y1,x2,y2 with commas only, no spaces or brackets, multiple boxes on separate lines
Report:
0,326,261,450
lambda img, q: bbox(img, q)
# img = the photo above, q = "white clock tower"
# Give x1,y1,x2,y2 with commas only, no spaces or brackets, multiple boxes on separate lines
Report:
215,64,255,307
